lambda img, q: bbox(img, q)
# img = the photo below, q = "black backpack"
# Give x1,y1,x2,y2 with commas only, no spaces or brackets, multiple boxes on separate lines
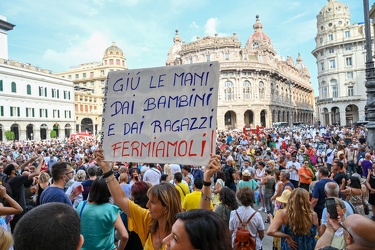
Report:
0,175,13,206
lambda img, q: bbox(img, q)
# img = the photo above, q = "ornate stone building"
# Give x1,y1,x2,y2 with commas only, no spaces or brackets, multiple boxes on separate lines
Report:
312,0,369,126
166,16,314,130
55,42,127,134
0,16,75,141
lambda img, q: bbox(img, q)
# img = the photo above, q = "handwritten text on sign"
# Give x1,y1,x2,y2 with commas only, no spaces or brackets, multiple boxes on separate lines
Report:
101,62,219,165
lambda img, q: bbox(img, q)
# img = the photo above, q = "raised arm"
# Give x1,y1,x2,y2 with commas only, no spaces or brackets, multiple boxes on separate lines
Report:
28,156,44,180
0,186,23,215
95,149,130,215
200,155,221,210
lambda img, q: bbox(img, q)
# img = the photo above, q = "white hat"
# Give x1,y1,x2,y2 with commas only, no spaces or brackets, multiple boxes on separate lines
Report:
266,147,271,151
242,170,251,177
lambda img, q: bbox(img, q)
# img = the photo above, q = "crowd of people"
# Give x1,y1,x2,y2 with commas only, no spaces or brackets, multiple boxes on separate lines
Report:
1,123,375,249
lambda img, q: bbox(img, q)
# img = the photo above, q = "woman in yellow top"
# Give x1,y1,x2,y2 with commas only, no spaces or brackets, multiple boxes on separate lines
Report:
96,150,182,250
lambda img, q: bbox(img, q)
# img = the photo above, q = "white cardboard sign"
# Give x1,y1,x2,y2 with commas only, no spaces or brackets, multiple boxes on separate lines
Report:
101,62,219,166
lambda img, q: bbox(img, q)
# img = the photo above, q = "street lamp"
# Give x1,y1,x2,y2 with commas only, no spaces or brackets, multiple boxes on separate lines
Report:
364,0,375,150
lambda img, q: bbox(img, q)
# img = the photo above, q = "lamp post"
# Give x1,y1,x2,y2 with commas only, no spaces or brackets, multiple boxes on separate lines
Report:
364,0,375,150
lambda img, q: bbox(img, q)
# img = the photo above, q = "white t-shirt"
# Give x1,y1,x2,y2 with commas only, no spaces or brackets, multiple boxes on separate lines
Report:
286,160,301,181
229,206,265,250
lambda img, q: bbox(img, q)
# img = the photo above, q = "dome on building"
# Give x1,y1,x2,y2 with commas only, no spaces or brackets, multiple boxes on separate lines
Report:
103,42,124,57
166,30,182,66
246,15,273,50
317,0,350,30
295,53,306,70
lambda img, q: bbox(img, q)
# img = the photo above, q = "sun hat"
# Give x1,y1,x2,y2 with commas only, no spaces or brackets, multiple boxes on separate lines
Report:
242,169,251,177
276,189,292,204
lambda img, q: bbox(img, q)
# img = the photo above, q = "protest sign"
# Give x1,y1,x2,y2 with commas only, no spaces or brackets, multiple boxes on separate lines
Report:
101,62,219,166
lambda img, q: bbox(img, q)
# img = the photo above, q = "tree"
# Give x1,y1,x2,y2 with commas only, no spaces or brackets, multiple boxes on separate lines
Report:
5,131,14,140
50,130,57,138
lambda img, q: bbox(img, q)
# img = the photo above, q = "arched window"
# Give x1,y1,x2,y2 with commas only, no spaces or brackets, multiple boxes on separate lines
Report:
224,81,234,101
243,80,251,100
11,82,16,93
259,81,265,99
27,84,31,95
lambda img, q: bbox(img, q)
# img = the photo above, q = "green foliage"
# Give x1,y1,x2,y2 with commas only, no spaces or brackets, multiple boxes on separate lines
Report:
5,131,14,140
50,130,57,138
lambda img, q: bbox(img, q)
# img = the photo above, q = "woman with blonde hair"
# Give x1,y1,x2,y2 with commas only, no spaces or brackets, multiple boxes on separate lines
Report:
267,188,318,250
96,150,182,250
120,173,132,197
0,227,13,250
34,171,51,206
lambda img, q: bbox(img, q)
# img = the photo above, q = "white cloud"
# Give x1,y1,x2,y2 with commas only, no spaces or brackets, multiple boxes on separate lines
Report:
42,32,110,70
190,21,199,30
205,18,218,36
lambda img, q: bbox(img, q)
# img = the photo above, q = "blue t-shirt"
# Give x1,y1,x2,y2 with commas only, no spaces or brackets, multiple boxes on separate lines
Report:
40,186,72,206
312,178,334,210
76,202,120,250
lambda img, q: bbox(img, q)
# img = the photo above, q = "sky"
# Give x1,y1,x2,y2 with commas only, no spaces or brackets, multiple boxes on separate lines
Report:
0,0,366,94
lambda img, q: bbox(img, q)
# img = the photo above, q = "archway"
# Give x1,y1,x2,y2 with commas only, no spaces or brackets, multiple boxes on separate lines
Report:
0,124,3,142
11,124,19,141
81,118,93,132
331,107,340,125
282,111,286,122
244,110,254,127
26,124,34,140
65,123,72,138
287,111,290,124
260,110,266,127
272,110,276,124
345,104,359,126
277,111,281,122
40,124,47,140
224,111,237,129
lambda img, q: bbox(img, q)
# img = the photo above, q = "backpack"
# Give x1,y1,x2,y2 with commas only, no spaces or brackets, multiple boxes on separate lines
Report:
0,175,13,206
234,210,257,250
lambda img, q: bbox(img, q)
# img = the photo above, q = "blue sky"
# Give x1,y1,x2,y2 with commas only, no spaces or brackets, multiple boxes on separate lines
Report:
0,0,366,94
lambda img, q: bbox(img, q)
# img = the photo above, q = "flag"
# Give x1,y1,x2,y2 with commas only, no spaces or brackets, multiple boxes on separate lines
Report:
305,154,316,181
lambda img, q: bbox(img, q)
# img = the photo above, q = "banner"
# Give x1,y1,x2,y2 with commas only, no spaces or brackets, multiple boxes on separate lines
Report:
101,62,219,166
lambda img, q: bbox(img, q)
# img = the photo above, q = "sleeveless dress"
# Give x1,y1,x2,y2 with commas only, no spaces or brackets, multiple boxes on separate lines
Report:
281,214,317,250
348,187,364,215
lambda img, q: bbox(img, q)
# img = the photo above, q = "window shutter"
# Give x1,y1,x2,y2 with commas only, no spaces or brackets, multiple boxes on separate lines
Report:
45,87,47,97
52,89,54,98
57,90,59,98
17,107,20,117
10,107,13,116
0,80,3,91
69,111,71,118
68,91,71,100
39,87,42,96
58,110,60,118
32,108,35,117
45,109,48,118
26,108,29,117
40,109,42,117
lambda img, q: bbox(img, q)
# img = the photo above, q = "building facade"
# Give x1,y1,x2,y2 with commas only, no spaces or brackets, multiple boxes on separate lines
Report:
166,17,315,130
0,17,75,141
55,42,127,135
312,0,369,126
